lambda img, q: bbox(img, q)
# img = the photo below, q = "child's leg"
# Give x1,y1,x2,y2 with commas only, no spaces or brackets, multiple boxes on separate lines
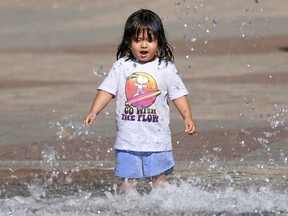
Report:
151,173,167,188
150,167,174,189
120,178,138,193
115,150,142,193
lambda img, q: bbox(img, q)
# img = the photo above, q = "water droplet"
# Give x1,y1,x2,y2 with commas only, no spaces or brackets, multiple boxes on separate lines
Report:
222,173,233,182
65,176,73,184
58,128,69,138
93,65,107,78
191,38,197,42
105,111,110,119
256,137,269,147
280,152,287,163
268,104,288,129
212,18,218,26
41,146,58,171
239,140,246,147
263,131,278,138
213,147,222,152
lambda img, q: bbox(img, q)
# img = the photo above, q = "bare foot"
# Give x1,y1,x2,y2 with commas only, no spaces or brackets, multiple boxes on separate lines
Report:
120,178,138,193
151,174,167,189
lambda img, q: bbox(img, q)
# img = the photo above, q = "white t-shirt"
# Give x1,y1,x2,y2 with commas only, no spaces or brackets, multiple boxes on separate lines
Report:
98,57,188,152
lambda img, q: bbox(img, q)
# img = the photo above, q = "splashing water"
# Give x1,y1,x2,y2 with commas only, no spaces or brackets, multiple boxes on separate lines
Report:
41,146,59,171
268,104,288,129
1,111,287,215
49,115,91,140
0,182,288,215
92,65,107,78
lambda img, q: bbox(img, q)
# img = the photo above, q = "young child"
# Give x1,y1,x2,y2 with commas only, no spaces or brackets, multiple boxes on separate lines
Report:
84,9,196,193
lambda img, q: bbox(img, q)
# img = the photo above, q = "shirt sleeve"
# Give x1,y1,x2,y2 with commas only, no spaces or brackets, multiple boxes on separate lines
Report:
167,64,189,101
97,62,119,97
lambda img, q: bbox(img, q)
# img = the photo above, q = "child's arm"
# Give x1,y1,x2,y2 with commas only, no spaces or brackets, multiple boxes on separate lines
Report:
173,95,196,135
84,90,113,126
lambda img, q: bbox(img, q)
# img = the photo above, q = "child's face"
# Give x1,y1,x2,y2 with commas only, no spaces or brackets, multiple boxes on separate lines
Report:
131,30,158,63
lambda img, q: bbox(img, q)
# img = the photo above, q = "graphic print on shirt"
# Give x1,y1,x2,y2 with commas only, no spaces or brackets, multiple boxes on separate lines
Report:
122,72,160,122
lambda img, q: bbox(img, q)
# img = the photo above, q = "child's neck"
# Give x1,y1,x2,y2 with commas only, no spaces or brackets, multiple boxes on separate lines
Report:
134,55,158,64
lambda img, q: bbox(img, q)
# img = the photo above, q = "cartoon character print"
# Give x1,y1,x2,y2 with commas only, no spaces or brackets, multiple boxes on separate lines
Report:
125,72,161,108
133,74,149,96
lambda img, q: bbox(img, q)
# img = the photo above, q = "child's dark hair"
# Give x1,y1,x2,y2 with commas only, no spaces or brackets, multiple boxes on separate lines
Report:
116,9,174,64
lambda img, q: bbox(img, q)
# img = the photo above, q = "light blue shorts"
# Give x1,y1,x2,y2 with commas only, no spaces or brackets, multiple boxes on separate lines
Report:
115,150,175,179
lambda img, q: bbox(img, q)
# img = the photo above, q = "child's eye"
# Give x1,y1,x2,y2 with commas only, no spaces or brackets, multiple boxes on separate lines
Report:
134,38,155,43
134,38,142,42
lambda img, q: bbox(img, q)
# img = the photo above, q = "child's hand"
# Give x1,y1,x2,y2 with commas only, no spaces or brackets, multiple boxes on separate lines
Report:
84,112,96,127
184,118,196,135
172,95,196,135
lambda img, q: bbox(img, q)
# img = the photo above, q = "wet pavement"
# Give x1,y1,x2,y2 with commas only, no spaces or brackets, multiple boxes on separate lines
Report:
0,0,288,197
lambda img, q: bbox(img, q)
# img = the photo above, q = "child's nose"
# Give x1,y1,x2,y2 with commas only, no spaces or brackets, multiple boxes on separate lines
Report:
140,40,148,47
